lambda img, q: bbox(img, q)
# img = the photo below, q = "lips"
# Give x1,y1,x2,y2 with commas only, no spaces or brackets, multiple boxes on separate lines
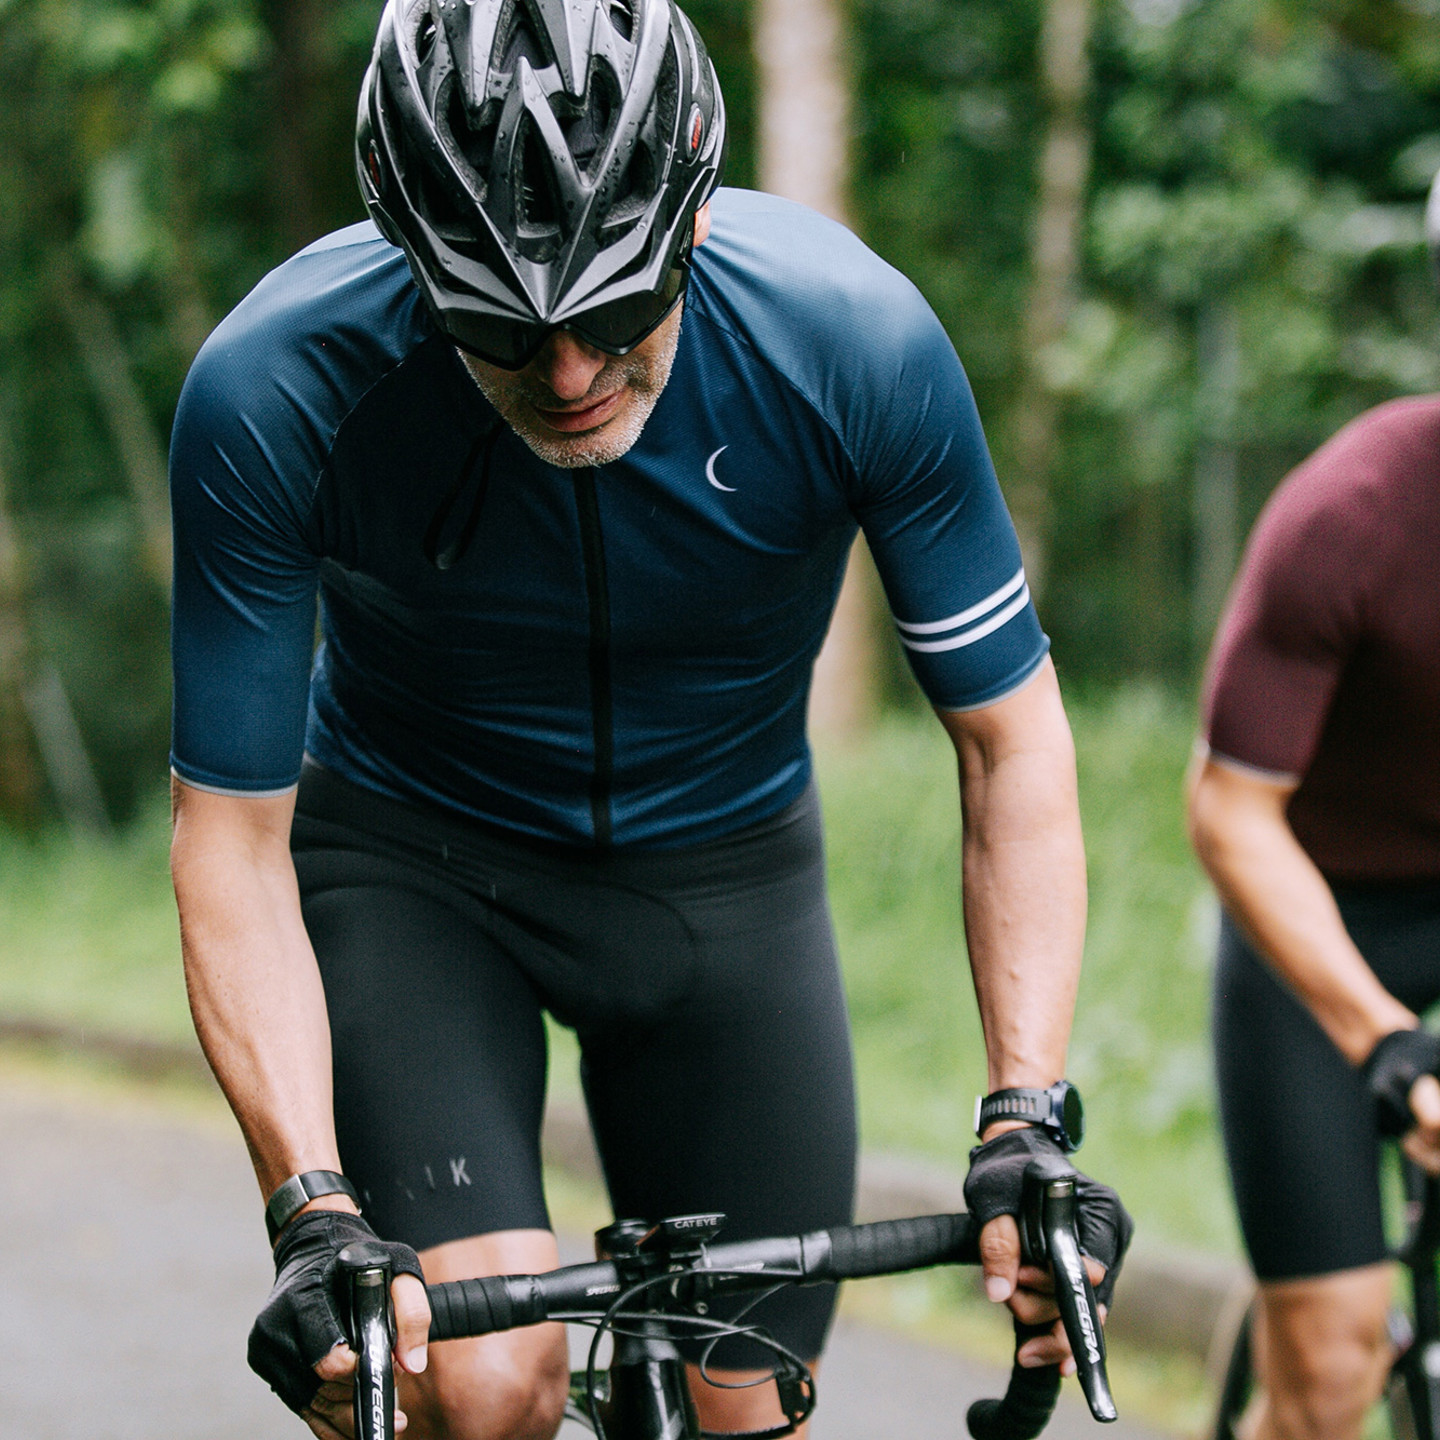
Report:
532,388,624,433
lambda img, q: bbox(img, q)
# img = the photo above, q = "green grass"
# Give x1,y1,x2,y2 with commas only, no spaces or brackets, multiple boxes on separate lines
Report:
0,684,1239,1258
0,789,190,1042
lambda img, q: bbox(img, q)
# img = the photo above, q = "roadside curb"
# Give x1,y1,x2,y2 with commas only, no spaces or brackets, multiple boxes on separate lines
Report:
1,1017,1250,1365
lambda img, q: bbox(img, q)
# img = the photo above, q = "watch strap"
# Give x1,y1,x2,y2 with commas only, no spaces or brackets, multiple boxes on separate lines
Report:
265,1170,360,1245
975,1087,1055,1136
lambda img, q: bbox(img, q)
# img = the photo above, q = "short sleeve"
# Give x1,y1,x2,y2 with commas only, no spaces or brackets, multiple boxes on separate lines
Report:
1202,456,1386,779
168,325,322,795
849,297,1049,712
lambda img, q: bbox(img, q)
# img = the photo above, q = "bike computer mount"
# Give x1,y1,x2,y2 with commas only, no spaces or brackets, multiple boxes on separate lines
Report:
592,1212,814,1440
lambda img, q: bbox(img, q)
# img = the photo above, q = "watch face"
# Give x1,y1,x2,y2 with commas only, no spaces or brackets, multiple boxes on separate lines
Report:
1057,1083,1085,1149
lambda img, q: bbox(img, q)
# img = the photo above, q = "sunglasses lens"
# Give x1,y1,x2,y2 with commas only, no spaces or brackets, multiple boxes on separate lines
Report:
446,311,550,370
447,260,689,369
569,264,689,352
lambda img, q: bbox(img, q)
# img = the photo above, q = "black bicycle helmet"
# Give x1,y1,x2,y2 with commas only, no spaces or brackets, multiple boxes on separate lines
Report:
357,0,726,367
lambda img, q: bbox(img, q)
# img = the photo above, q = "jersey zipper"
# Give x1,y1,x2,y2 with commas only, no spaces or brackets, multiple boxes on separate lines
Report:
571,468,614,847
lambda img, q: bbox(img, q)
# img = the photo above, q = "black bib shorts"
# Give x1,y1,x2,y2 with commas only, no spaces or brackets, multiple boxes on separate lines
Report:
1213,880,1440,1281
290,763,858,1362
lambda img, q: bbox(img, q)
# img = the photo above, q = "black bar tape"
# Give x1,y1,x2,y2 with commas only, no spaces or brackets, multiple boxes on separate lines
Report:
427,1275,515,1341
820,1213,978,1280
427,1262,624,1341
967,1358,1062,1440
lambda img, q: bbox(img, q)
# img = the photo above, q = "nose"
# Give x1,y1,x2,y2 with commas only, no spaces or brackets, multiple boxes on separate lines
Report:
531,329,608,401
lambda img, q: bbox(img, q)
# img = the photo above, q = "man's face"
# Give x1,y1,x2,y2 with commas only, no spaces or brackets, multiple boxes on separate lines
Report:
458,202,711,468
458,305,683,468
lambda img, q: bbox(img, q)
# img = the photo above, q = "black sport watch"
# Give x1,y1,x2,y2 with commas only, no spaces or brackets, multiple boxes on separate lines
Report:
974,1080,1085,1152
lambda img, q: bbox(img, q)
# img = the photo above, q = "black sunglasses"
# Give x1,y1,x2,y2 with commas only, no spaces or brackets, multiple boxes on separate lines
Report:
446,250,691,371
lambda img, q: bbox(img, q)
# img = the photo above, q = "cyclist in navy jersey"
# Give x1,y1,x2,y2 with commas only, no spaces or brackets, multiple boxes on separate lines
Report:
168,1,1128,1435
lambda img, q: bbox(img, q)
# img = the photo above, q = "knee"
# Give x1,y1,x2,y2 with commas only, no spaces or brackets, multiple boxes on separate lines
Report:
400,1327,570,1440
1260,1301,1392,1440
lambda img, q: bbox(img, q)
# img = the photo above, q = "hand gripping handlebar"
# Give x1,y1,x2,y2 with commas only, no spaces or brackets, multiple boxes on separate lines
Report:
967,1156,1117,1440
341,1158,1115,1440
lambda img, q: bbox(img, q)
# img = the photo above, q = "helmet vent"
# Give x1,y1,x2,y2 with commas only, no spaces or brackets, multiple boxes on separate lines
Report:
599,144,655,244
607,0,634,42
518,121,562,254
441,78,496,197
414,9,438,66
562,66,618,177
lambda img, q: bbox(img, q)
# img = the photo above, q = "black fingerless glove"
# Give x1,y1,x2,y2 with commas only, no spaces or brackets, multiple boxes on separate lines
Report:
964,1127,1134,1307
247,1209,425,1416
1363,1028,1440,1138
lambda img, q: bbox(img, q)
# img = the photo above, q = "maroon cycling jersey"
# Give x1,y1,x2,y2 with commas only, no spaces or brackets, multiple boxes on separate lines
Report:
1202,395,1440,882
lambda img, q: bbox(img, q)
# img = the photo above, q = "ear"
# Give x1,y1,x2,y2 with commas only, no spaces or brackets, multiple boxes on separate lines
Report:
693,201,712,248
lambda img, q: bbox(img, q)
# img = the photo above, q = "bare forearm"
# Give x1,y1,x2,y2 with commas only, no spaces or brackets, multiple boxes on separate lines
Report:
962,750,1085,1090
171,783,343,1201
1188,757,1412,1063
940,662,1086,1092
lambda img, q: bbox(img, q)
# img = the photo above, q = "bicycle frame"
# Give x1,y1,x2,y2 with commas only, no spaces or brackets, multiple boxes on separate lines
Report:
1389,1162,1440,1440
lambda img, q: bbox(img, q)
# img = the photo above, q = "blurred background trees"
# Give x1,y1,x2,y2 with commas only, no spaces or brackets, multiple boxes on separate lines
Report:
2,0,1439,828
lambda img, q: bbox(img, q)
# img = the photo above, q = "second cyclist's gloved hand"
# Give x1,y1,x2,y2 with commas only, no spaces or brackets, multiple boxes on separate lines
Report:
964,1126,1134,1306
1363,1028,1440,1138
247,1209,424,1415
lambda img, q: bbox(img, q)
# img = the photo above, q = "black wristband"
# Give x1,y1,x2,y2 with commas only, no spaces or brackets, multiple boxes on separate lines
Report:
265,1170,360,1245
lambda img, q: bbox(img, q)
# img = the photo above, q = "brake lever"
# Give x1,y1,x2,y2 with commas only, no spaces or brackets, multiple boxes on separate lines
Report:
1019,1156,1117,1424
339,1241,398,1440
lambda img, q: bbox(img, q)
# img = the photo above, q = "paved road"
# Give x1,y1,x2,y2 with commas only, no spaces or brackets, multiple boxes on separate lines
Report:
0,1067,1166,1440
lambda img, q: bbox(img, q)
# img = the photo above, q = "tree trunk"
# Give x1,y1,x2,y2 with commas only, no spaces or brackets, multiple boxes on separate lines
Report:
0,436,43,826
1008,0,1095,601
261,0,331,252
1191,298,1240,658
52,260,172,594
755,0,880,742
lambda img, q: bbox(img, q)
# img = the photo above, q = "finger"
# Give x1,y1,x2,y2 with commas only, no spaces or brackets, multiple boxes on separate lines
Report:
1006,1284,1061,1328
1401,1128,1440,1175
393,1272,432,1375
1016,1318,1073,1371
1410,1073,1440,1124
315,1341,358,1384
1084,1256,1106,1290
979,1215,1021,1303
303,1398,353,1440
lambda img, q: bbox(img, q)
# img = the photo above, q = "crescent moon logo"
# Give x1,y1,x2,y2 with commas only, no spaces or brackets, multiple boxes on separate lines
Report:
706,446,735,492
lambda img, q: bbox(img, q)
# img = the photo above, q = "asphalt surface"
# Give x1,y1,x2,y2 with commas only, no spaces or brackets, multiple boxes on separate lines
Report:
0,1064,1166,1440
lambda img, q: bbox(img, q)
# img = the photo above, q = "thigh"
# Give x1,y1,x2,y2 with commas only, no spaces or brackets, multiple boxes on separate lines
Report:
1212,911,1387,1280
581,856,857,1366
293,834,552,1251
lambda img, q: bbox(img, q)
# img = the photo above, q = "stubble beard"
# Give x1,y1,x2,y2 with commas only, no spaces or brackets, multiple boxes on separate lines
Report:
459,314,682,469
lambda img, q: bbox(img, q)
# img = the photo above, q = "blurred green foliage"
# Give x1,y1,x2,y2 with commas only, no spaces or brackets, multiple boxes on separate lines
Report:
2,0,1440,823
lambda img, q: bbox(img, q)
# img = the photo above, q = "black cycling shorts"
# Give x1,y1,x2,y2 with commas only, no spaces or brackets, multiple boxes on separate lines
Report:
290,763,858,1363
1213,880,1440,1281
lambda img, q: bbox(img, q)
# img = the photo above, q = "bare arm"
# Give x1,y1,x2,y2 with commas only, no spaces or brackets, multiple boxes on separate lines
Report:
1186,755,1440,1170
938,659,1103,1354
170,777,353,1208
936,657,1086,1094
171,777,431,1425
1184,755,1413,1064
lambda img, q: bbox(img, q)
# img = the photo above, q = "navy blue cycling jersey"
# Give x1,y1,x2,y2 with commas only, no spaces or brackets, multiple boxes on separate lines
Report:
170,188,1048,847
